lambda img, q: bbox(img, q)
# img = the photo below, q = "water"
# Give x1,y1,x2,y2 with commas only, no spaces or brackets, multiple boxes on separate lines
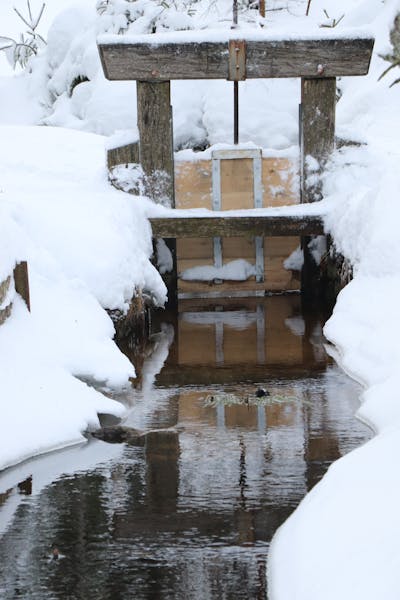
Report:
0,296,371,599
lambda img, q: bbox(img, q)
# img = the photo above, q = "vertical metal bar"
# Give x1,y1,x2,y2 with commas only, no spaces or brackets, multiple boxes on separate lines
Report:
232,0,238,26
214,237,223,270
257,406,266,434
232,0,239,145
234,80,239,145
253,153,262,208
212,154,223,277
212,156,221,211
215,320,224,365
253,151,264,282
256,303,266,364
217,404,226,429
255,237,264,283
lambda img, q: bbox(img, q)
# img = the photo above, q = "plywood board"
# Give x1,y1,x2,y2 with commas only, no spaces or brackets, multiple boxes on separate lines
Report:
222,237,257,260
175,157,299,209
174,157,302,294
175,160,212,209
177,238,214,260
178,322,216,365
220,158,254,210
262,158,298,207
223,324,258,364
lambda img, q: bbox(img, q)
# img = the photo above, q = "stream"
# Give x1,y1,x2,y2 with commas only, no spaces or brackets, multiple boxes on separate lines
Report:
0,295,371,599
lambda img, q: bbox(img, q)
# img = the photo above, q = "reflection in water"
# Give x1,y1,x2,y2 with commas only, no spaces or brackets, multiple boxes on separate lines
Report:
0,297,371,599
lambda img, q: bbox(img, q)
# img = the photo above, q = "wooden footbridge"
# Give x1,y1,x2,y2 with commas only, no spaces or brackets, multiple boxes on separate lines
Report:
98,29,373,301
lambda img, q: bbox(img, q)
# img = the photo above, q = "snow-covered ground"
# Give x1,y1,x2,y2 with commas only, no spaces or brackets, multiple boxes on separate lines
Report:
2,0,400,598
0,124,167,471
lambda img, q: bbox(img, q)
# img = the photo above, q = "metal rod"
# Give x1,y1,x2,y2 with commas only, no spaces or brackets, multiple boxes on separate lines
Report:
232,0,239,145
233,0,238,26
234,80,239,144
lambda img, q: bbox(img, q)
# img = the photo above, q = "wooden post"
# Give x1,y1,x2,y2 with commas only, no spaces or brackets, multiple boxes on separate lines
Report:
136,80,177,307
136,80,174,205
300,77,336,300
14,261,31,311
300,77,336,202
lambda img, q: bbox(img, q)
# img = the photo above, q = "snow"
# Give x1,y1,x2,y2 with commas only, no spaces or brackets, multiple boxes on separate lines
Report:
98,26,375,45
268,2,400,599
181,258,256,282
1,0,400,598
0,124,166,471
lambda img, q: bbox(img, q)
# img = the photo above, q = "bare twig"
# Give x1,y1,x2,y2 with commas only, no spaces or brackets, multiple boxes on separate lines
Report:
390,76,400,88
378,60,400,81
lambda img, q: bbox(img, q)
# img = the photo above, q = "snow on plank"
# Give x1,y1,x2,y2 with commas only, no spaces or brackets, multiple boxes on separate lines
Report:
98,36,374,81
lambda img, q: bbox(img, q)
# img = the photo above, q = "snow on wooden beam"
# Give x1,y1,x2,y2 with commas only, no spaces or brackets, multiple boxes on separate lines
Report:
149,215,324,238
98,37,374,81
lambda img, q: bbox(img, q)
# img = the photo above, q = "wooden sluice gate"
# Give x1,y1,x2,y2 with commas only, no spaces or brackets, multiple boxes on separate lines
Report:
98,32,374,301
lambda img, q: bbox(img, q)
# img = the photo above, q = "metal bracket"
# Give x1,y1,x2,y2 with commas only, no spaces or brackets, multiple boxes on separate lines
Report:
228,40,246,81
211,148,265,284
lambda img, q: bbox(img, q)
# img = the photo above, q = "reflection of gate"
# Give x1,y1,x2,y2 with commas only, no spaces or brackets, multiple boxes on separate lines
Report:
212,149,264,283
175,152,300,296
98,33,374,301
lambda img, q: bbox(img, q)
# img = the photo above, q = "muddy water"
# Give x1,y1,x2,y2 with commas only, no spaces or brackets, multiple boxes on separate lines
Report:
0,296,370,599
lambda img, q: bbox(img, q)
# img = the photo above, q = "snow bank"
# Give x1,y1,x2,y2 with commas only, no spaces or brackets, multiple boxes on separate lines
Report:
269,1,400,599
0,124,165,471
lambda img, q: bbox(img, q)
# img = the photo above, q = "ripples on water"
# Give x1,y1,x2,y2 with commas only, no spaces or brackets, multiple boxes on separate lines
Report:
0,297,371,599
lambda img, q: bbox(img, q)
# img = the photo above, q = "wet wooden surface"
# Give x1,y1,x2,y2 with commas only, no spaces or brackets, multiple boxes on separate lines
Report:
99,38,374,81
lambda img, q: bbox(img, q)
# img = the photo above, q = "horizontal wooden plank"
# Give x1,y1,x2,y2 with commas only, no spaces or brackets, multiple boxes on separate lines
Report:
156,364,327,386
98,38,374,81
150,215,324,237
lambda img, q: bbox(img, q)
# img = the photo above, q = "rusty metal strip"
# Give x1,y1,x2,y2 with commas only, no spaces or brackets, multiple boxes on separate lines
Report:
228,40,246,81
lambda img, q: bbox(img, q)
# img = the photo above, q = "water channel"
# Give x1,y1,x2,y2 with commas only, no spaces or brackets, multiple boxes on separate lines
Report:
0,296,371,599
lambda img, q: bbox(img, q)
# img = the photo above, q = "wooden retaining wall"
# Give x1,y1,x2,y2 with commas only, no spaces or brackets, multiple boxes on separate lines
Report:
0,262,30,326
174,155,301,295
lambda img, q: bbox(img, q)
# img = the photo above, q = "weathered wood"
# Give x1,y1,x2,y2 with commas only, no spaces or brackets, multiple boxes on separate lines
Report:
155,364,327,387
300,78,335,299
150,215,324,238
14,261,30,311
0,276,11,307
107,141,139,170
137,80,175,206
301,77,336,203
0,275,12,325
137,81,177,303
99,38,374,81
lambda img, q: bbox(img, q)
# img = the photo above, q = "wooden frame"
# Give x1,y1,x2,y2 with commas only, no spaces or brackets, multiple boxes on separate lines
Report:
150,215,324,238
98,37,374,81
98,32,374,297
211,148,264,281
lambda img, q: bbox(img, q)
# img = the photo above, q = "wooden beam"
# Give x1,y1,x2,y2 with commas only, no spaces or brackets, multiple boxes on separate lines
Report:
300,78,336,299
150,215,324,238
107,141,139,170
301,77,336,203
98,37,374,81
156,363,327,386
14,261,31,311
136,81,178,305
137,80,175,205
